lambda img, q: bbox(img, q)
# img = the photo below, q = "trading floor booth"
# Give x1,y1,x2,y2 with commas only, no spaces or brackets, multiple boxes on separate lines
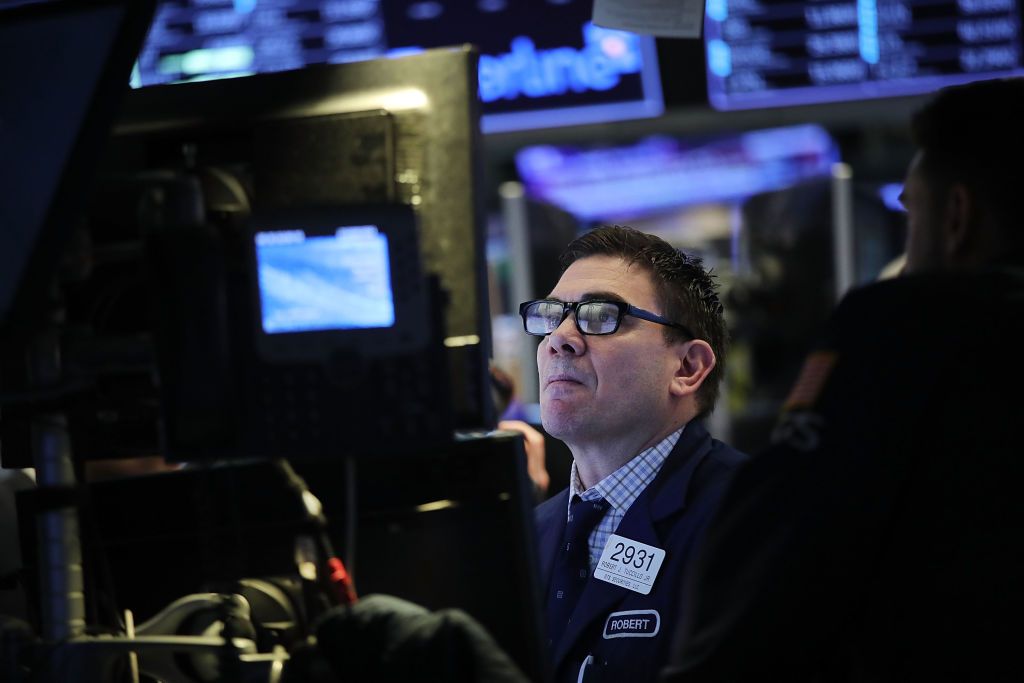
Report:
0,1,545,681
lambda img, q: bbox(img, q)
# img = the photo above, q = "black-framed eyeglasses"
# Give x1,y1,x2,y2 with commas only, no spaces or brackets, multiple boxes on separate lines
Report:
518,299,695,338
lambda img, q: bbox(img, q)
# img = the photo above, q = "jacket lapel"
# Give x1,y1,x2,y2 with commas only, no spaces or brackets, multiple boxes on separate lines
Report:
551,422,715,669
536,489,570,589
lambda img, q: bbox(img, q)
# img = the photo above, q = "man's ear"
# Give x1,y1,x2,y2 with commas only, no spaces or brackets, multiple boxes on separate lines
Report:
944,181,973,262
670,340,716,398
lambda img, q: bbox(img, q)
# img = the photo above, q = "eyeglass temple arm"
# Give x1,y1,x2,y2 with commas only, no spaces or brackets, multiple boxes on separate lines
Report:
626,305,695,338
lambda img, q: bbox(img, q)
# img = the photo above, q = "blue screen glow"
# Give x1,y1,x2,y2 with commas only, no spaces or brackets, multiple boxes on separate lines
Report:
516,125,841,221
255,225,394,334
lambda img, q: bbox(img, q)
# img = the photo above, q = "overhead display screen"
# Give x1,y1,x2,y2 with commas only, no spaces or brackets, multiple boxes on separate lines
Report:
130,0,663,133
704,0,1024,110
515,124,840,220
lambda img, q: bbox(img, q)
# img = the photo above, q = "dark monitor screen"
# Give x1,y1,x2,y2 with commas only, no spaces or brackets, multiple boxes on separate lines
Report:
0,0,155,329
704,0,1024,110
130,0,663,132
109,46,494,432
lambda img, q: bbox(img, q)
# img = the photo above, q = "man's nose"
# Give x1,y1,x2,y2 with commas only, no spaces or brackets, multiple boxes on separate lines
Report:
545,314,585,356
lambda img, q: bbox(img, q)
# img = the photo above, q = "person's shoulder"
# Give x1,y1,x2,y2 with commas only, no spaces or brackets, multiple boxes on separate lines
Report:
706,439,750,470
833,269,1024,342
677,435,750,512
836,274,943,316
683,419,749,466
842,267,1024,309
694,439,749,494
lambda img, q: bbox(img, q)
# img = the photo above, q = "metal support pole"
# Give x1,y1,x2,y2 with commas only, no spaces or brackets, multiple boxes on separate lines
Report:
499,181,540,403
29,329,84,644
34,413,85,643
831,162,856,303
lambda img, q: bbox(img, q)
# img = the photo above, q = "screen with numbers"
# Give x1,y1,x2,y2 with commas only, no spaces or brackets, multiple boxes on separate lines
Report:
704,0,1024,110
130,0,662,133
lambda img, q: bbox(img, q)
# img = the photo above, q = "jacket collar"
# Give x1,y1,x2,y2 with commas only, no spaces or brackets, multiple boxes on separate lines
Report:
536,488,570,590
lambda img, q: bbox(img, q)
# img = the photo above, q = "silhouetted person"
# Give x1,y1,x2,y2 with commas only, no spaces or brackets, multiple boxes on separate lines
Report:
663,77,1024,682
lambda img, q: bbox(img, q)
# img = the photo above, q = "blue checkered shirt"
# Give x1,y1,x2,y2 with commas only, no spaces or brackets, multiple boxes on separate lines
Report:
568,426,685,573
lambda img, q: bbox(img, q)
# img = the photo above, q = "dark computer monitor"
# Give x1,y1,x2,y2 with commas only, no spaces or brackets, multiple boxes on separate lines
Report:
104,47,494,438
142,200,456,463
0,0,156,336
2,47,487,468
2,46,491,468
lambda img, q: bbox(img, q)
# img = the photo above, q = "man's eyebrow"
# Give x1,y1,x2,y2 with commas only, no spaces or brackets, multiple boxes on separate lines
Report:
544,291,627,303
585,290,622,301
580,291,626,303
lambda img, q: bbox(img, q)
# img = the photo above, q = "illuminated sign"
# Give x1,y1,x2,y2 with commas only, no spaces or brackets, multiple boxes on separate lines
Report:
516,125,841,220
132,1,663,133
479,24,643,101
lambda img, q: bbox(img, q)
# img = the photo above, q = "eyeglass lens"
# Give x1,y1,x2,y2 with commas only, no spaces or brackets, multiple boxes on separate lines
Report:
524,301,621,335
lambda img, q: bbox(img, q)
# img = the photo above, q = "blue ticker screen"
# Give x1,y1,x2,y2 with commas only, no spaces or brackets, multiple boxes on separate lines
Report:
255,225,394,334
705,0,1024,110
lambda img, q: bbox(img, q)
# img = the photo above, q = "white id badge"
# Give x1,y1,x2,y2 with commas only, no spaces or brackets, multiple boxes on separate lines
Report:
594,534,665,595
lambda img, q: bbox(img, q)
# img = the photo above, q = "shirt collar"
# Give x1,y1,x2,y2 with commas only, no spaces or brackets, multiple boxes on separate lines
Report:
568,425,685,514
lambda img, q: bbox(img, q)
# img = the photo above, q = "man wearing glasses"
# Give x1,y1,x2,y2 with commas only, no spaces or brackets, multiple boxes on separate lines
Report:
523,225,748,682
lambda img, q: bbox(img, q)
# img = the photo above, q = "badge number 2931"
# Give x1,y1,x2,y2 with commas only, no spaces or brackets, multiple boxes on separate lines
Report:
594,534,665,595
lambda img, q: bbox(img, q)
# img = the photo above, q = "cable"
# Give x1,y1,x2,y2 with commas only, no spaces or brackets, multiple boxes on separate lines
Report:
273,460,357,607
343,454,357,594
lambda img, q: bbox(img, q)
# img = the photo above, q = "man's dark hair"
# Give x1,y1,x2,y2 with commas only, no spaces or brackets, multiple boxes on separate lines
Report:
910,77,1024,252
560,225,728,417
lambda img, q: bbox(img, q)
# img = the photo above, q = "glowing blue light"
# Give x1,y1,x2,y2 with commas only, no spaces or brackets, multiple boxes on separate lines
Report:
515,125,841,221
707,0,729,22
879,183,906,212
407,2,443,20
858,0,879,64
708,39,732,77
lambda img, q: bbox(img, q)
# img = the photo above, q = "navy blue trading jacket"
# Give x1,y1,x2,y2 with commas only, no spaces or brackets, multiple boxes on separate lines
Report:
535,420,747,683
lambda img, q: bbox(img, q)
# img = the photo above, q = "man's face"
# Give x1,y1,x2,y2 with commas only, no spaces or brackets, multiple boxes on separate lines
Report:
901,151,947,274
537,255,684,450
